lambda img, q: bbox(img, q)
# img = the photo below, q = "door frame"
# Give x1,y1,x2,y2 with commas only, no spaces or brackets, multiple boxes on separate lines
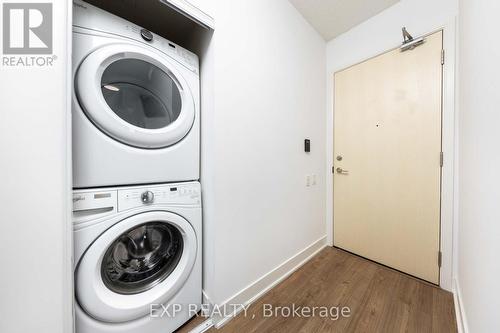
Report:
326,20,457,291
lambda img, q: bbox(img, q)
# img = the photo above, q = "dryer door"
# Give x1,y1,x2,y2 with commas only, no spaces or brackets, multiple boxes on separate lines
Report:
76,211,197,323
75,43,195,149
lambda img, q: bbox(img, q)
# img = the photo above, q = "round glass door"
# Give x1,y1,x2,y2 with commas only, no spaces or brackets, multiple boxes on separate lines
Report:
101,222,183,295
75,211,197,323
76,44,195,149
101,59,182,131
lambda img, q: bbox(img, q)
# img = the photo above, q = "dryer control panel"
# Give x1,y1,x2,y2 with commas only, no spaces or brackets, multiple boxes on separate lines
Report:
118,182,201,212
72,0,199,74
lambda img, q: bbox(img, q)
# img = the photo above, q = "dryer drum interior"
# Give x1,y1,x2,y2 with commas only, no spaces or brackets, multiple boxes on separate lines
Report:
101,58,183,130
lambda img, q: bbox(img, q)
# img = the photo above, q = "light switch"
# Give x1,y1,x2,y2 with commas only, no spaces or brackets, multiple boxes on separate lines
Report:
304,139,311,153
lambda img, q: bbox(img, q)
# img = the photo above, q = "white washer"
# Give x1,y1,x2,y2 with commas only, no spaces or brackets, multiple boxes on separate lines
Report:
72,1,200,188
73,182,201,333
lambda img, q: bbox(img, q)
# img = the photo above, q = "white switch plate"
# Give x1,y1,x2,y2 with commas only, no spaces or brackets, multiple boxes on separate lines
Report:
312,174,317,185
306,175,311,187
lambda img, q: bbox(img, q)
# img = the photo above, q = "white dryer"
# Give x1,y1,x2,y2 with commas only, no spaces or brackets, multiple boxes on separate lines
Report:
73,182,202,333
72,1,200,188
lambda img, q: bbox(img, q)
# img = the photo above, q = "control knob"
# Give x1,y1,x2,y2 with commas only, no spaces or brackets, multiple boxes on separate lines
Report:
141,191,155,204
140,28,153,42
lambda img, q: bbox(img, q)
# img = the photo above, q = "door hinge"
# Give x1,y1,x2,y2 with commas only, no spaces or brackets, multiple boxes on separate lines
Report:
441,49,445,65
440,152,444,167
332,166,335,174
438,251,442,267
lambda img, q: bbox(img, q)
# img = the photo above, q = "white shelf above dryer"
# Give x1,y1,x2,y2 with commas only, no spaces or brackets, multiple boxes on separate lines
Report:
159,0,215,30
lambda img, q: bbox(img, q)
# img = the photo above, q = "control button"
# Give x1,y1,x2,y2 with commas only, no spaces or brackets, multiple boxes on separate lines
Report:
140,28,153,42
141,191,155,204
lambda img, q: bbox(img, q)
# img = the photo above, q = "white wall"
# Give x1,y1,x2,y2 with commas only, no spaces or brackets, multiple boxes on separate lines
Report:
325,0,458,290
325,0,458,71
457,0,500,331
0,1,73,333
203,0,327,309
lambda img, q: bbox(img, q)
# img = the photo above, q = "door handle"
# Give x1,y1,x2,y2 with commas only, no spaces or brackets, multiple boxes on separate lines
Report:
336,167,349,175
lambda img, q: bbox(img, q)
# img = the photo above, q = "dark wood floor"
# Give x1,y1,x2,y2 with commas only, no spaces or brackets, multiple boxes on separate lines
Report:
175,313,207,333
177,247,457,333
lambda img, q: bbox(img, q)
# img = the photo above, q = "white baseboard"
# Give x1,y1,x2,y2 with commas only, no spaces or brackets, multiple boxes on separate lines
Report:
453,278,469,333
211,236,327,328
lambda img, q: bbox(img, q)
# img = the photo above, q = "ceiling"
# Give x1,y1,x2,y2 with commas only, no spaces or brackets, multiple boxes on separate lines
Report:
289,0,400,41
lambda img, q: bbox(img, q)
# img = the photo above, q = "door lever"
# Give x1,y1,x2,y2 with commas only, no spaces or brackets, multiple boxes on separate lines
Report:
336,167,349,175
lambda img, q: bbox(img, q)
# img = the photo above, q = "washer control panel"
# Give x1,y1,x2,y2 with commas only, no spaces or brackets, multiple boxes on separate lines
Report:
72,190,118,225
118,182,201,212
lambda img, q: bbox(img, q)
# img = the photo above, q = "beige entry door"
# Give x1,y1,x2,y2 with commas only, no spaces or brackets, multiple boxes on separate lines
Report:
333,31,443,284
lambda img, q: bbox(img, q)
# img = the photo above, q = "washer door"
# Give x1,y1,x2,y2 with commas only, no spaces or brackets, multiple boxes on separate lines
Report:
76,211,197,323
75,43,195,149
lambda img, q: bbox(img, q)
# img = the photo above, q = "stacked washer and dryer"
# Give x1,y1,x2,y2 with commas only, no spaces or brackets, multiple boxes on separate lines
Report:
72,2,202,332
